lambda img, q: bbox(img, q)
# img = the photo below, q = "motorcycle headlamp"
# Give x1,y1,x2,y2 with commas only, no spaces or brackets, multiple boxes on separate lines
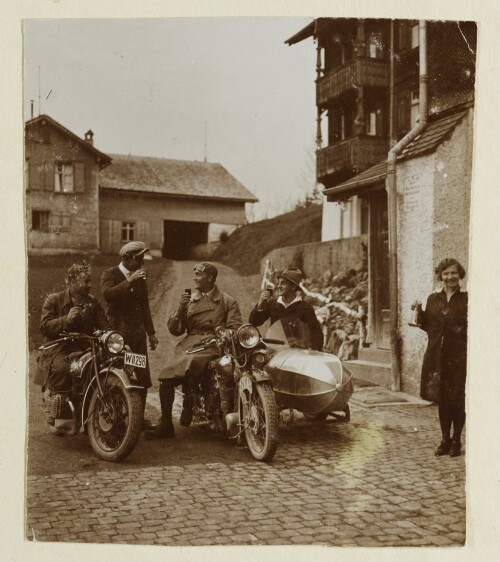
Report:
215,326,229,339
101,331,125,354
237,324,260,349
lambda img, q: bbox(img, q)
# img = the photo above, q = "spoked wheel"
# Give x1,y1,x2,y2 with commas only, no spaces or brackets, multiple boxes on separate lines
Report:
87,373,143,462
240,383,279,462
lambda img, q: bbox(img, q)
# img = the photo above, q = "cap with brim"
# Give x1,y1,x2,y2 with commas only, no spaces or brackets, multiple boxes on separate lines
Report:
194,262,218,279
119,241,151,259
278,268,303,289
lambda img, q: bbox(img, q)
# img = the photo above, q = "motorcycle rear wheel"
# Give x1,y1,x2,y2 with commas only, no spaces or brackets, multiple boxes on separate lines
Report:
240,382,278,462
87,373,143,462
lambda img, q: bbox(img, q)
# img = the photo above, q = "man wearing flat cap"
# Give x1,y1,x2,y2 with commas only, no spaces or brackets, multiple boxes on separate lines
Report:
249,267,323,351
146,261,242,439
101,241,159,429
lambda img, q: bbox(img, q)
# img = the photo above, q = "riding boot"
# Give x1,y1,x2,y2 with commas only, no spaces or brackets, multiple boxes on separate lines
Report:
139,388,156,431
145,381,175,439
180,375,195,427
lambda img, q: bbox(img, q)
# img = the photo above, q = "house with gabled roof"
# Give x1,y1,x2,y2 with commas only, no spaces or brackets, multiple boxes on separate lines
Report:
25,115,257,259
99,154,257,258
25,114,112,254
286,18,476,395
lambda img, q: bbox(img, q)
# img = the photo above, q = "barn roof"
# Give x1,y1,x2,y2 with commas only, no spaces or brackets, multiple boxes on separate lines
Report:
100,154,258,203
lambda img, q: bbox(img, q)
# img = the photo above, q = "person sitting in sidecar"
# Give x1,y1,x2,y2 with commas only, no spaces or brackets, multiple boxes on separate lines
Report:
35,263,110,433
249,267,323,351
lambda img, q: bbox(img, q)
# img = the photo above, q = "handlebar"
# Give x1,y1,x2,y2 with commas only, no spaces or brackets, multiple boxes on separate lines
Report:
38,330,104,351
262,338,285,345
186,339,217,355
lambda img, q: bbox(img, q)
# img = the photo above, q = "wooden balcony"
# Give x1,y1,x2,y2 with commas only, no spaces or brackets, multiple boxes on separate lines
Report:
317,136,388,181
317,58,390,105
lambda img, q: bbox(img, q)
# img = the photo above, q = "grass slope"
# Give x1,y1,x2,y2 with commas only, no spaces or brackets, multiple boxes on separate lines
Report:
212,204,322,275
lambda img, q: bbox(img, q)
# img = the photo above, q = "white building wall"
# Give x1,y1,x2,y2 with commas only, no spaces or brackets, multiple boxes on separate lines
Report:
321,196,362,241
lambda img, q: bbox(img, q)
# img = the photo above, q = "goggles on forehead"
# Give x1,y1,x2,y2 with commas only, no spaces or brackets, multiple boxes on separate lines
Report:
194,264,207,272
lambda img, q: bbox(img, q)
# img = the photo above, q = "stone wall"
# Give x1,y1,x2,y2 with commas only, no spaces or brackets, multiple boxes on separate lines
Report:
261,236,366,279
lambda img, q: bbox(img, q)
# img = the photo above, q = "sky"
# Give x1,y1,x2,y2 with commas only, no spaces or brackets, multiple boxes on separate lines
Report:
23,18,317,220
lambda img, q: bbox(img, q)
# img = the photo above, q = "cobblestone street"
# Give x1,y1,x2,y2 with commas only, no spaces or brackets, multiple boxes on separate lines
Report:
26,398,465,546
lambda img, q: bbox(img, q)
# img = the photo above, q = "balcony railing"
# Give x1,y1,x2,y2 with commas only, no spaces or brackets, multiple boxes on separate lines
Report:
317,136,388,180
317,58,390,105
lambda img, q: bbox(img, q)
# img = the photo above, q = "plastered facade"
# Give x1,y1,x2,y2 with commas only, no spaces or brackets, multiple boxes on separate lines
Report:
397,110,473,395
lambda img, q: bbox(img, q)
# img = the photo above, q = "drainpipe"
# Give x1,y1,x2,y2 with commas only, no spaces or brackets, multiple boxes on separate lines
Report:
386,20,428,391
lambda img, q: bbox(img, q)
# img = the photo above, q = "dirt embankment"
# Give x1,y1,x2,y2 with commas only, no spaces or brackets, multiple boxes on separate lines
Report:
211,204,322,275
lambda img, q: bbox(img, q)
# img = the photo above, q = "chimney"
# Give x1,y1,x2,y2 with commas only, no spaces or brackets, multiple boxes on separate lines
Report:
84,129,94,145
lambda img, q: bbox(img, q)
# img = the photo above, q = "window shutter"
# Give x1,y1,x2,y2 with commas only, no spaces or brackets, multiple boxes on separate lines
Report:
44,162,55,191
74,162,85,192
28,162,41,190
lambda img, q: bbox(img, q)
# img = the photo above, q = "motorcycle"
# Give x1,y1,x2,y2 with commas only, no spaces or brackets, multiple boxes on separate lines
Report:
38,330,145,462
185,323,280,462
263,319,354,423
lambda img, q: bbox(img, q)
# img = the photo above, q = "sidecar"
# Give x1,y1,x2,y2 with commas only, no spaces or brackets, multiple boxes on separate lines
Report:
263,320,353,420
266,348,353,417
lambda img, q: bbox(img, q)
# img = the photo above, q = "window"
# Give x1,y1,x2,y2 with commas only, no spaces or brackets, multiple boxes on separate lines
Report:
122,222,135,242
366,108,383,136
411,89,420,127
32,210,50,231
398,21,418,52
51,213,71,232
367,33,383,59
55,163,74,193
411,23,419,48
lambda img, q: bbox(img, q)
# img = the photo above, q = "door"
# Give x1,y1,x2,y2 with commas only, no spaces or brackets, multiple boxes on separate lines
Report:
372,193,390,349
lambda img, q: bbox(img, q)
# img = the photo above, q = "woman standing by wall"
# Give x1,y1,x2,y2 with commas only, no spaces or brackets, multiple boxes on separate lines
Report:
412,258,468,457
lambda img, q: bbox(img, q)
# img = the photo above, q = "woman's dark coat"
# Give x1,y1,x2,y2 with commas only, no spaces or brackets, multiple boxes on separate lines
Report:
160,286,242,381
101,266,156,388
417,290,468,406
249,298,324,351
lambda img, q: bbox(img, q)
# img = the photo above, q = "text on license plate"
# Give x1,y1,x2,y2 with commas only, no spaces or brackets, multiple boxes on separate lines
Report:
124,352,147,369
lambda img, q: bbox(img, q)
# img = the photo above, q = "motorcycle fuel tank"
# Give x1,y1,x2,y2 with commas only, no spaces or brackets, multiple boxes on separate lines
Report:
266,348,353,415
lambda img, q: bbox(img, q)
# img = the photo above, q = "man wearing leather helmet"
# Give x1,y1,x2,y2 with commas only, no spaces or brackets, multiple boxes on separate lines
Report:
146,261,242,440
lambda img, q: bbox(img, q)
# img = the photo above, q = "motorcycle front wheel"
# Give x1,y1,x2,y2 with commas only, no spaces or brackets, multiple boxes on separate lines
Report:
87,373,143,462
240,382,278,462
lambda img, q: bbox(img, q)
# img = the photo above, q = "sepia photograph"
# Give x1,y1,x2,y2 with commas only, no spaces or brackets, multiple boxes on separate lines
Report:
2,1,500,560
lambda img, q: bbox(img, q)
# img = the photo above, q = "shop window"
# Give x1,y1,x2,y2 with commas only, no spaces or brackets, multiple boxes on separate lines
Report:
122,222,135,242
32,210,50,231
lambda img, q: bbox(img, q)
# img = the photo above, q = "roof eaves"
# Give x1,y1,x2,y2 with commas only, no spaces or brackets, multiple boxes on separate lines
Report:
25,114,112,165
99,185,258,203
285,20,315,45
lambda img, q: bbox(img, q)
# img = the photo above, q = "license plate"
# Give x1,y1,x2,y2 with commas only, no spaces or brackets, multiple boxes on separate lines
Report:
124,352,147,369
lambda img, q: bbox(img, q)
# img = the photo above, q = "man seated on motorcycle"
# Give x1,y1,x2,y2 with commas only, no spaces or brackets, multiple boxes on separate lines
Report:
146,262,242,439
249,267,323,351
34,263,110,432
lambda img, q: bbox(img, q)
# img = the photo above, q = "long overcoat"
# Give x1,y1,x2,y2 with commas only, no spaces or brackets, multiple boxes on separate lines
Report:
417,290,468,406
160,286,242,381
34,289,110,389
101,266,156,388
